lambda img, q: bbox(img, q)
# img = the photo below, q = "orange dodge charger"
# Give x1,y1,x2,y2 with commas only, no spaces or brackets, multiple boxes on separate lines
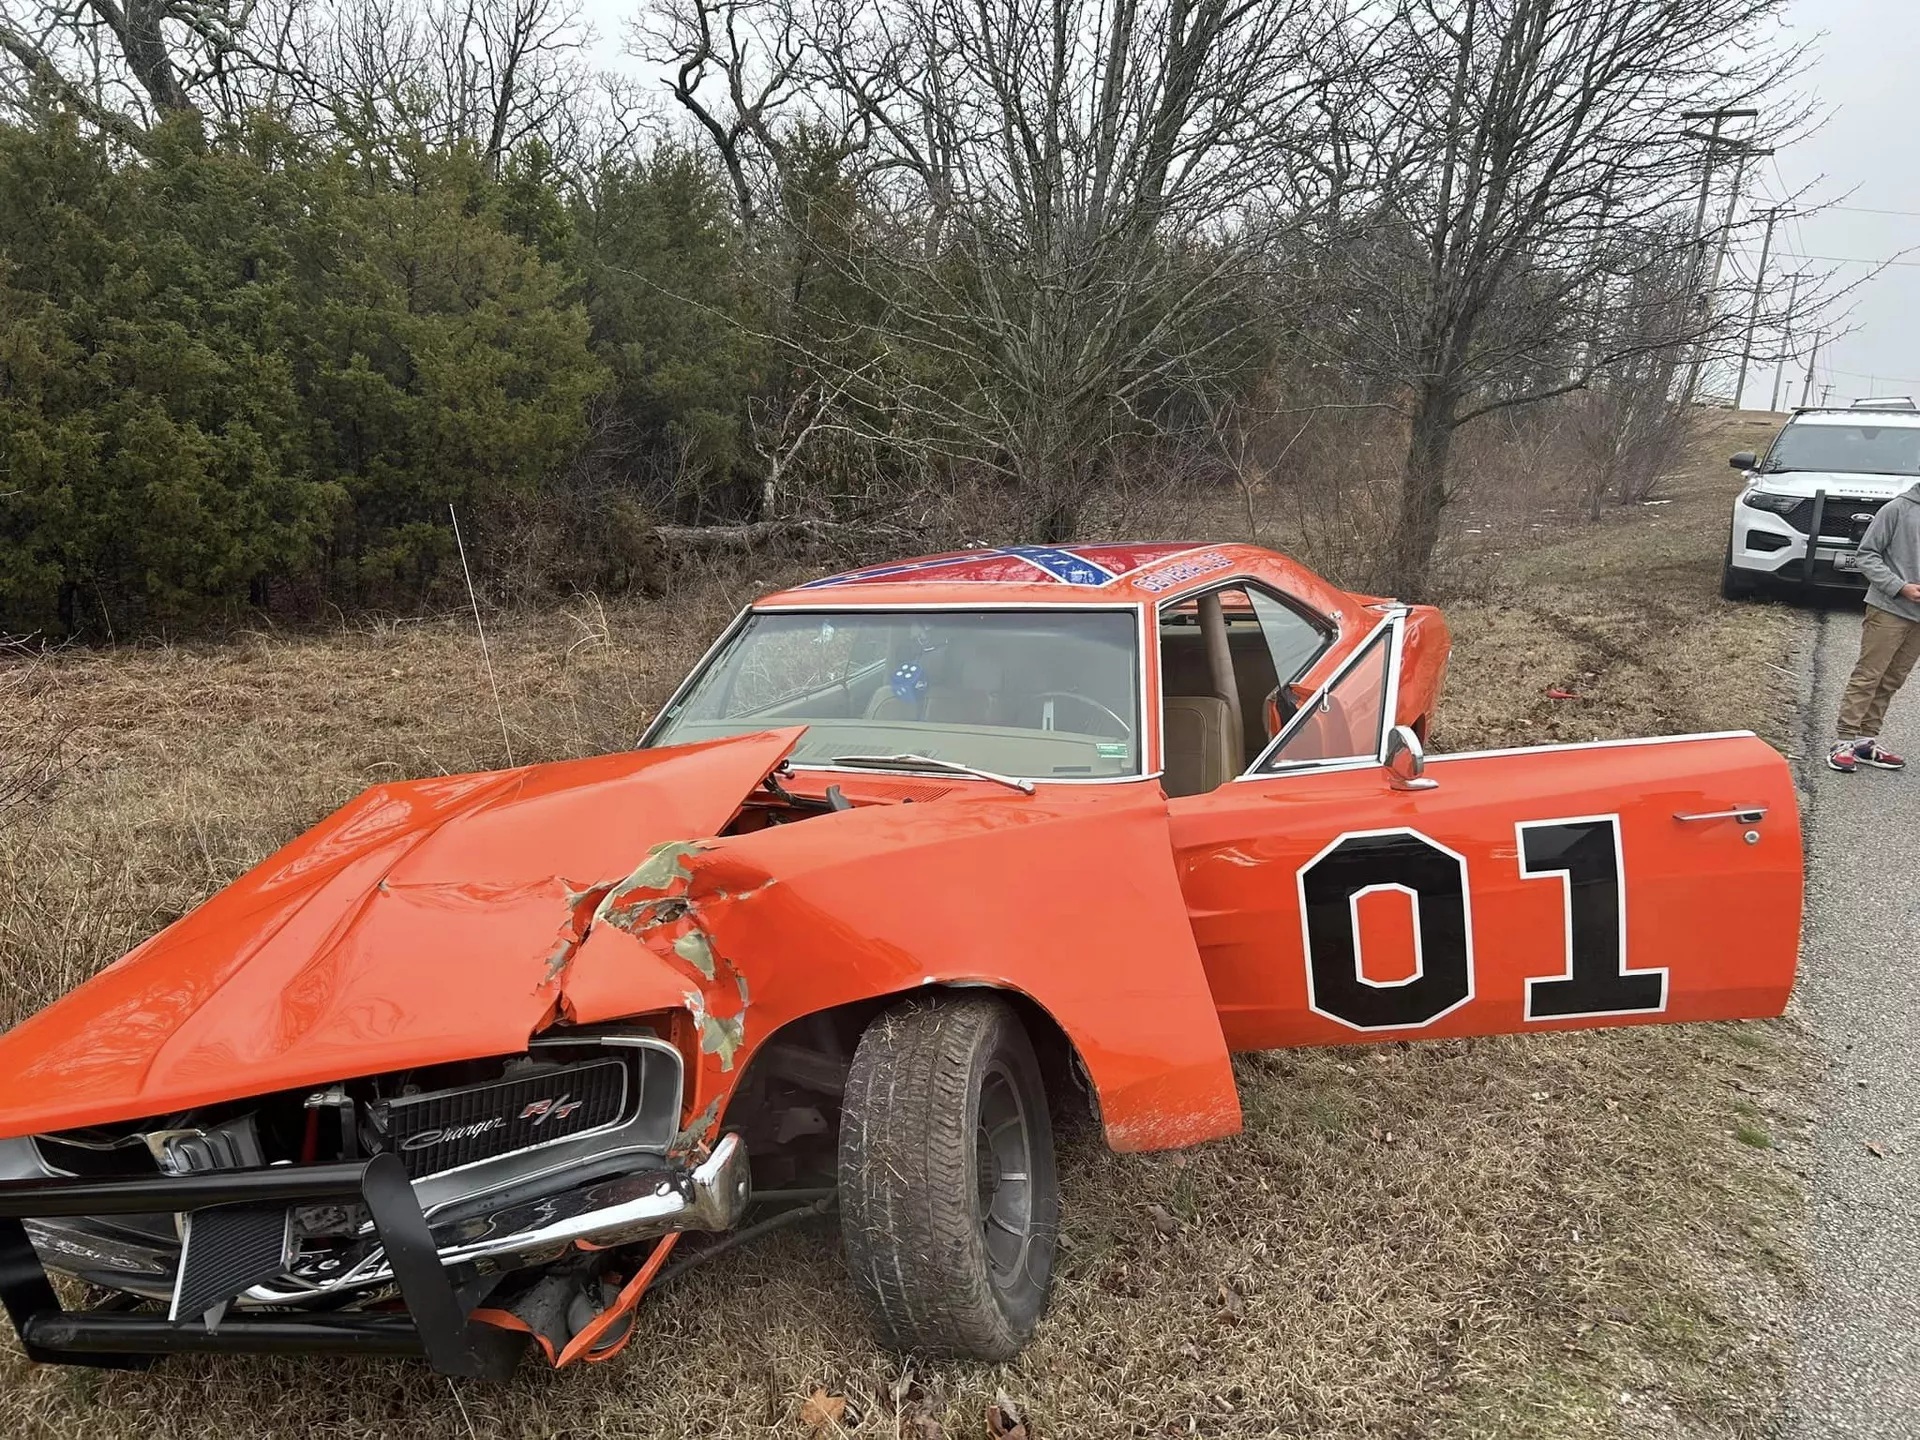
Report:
0,542,1801,1376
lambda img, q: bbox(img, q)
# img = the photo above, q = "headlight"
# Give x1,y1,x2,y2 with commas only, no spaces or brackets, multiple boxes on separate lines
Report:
1741,489,1803,516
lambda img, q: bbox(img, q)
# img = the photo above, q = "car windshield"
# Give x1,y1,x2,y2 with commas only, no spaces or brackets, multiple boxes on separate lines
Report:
648,608,1142,779
1765,423,1920,476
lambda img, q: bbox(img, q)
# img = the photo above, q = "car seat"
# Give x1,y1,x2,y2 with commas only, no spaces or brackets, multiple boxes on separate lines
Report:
1162,695,1238,796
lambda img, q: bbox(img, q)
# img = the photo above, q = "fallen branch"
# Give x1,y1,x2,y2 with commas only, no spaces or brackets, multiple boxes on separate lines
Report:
651,517,842,555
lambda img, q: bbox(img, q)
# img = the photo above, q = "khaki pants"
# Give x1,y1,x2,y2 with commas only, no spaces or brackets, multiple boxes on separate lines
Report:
1838,605,1920,739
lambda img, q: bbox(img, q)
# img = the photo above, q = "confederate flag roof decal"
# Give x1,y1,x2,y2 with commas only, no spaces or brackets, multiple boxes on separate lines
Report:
797,543,1204,589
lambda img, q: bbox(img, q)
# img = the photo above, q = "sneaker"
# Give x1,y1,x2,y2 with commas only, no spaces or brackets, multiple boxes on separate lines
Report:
1854,738,1906,770
1828,740,1859,773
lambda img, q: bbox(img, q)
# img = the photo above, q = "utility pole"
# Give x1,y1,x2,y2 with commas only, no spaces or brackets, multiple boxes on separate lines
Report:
1681,108,1754,255
1582,191,1615,377
1677,108,1758,406
1770,272,1801,412
1800,329,1822,408
1821,382,1834,406
1683,130,1772,406
1734,207,1778,409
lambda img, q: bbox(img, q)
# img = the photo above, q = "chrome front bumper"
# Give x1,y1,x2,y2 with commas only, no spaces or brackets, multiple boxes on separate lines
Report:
17,1135,751,1307
271,1134,750,1298
0,1138,752,1377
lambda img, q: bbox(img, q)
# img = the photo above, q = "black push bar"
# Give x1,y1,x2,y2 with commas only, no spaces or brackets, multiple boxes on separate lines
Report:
1803,488,1828,585
0,1152,523,1378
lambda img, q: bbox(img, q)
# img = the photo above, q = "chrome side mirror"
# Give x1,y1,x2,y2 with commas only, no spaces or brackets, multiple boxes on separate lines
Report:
1385,724,1438,791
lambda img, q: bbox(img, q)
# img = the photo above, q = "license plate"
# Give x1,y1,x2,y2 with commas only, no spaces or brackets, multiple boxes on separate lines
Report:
1833,551,1863,572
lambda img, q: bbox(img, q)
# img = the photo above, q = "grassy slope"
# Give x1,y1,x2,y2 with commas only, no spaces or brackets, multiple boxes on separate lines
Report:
0,413,1812,1439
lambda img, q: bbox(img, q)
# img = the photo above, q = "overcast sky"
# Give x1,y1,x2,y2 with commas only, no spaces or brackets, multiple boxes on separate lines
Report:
584,0,1914,411
1745,0,1920,409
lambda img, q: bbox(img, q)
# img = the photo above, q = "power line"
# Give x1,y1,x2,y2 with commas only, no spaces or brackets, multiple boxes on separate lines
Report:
1824,366,1920,386
1773,158,1815,288
1826,205,1920,219
1775,252,1920,268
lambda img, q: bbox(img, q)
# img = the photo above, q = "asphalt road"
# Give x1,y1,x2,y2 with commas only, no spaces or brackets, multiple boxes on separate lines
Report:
1788,603,1920,1437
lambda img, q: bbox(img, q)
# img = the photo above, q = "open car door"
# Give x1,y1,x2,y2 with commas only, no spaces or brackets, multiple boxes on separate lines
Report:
1166,611,1802,1052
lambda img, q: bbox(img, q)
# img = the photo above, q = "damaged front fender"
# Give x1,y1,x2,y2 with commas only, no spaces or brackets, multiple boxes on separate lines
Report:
559,788,1243,1154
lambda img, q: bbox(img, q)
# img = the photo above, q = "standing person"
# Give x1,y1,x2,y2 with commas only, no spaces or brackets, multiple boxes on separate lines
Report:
1829,481,1920,772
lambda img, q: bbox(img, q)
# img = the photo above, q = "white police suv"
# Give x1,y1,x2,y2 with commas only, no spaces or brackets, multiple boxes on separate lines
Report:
1723,401,1920,599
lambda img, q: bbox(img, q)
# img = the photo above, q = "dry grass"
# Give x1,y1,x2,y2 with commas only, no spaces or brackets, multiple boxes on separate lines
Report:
1435,410,1807,757
0,413,1812,1439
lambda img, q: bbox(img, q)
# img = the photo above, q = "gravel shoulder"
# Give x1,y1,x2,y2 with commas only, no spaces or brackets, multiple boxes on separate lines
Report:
1787,603,1920,1437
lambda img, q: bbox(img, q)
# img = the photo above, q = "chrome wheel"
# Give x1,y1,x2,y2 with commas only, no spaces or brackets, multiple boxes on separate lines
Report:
976,1060,1035,1289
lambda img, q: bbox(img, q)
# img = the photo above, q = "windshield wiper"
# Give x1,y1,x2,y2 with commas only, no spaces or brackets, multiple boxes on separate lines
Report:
828,753,1036,794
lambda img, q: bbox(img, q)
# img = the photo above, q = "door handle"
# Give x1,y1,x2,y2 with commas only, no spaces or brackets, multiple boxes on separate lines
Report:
1672,806,1767,824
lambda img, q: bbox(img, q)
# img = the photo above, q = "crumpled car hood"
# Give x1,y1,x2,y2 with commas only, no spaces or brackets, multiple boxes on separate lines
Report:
0,729,800,1139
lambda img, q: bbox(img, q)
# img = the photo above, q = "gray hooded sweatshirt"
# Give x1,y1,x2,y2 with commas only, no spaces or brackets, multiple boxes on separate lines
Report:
1856,482,1920,622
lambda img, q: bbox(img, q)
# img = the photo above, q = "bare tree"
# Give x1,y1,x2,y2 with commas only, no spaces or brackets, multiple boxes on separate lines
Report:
0,0,599,166
1299,0,1806,594
0,0,311,139
306,0,592,167
646,0,1333,538
1568,224,1695,514
637,0,805,232
435,0,589,170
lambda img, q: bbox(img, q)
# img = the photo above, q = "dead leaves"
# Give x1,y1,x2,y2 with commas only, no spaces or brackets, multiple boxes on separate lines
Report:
1215,1282,1246,1326
797,1377,1035,1440
800,1389,849,1433
986,1394,1029,1440
1144,1202,1181,1238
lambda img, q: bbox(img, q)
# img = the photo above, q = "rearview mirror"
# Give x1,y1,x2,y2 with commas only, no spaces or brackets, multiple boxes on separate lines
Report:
1729,451,1757,471
1385,724,1438,791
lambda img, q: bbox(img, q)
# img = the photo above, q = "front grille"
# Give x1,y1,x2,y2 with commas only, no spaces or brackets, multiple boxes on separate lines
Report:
380,1057,630,1178
1783,496,1888,541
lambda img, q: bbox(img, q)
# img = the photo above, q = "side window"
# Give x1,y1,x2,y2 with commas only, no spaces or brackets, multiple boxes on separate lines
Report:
1158,582,1331,766
1245,588,1329,688
1258,620,1394,771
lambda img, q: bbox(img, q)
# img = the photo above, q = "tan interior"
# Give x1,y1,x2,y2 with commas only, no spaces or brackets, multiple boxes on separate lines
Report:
1161,695,1239,797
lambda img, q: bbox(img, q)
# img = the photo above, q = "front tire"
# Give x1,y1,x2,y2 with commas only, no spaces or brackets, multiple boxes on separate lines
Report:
1721,541,1759,600
838,996,1059,1360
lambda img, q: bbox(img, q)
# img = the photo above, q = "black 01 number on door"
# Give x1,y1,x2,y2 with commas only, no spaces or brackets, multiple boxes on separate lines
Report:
1518,816,1667,1020
1299,818,1667,1032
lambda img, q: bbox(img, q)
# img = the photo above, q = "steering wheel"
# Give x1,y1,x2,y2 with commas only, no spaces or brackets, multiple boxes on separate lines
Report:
1031,691,1133,738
